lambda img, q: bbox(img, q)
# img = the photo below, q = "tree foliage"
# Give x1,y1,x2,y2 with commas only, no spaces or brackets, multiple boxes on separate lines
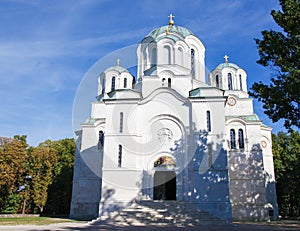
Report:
29,146,58,213
0,137,28,212
273,131,300,217
42,138,76,215
0,136,75,215
250,0,300,129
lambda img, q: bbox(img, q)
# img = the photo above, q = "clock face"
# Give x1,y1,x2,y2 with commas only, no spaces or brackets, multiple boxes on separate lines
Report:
227,97,237,106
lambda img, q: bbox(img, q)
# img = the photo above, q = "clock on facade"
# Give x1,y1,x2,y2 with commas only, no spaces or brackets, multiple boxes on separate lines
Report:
227,97,237,106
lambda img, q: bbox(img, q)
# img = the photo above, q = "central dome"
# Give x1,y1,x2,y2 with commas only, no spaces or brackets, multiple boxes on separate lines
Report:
146,25,194,42
104,65,129,74
216,63,241,70
137,16,206,83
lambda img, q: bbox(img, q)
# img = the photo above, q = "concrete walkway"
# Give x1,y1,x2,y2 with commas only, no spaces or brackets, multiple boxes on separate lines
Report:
0,220,300,231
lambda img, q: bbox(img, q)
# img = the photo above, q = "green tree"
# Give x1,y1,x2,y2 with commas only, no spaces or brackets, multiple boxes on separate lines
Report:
3,194,20,214
42,138,76,215
0,136,28,213
0,136,75,214
273,131,300,217
250,0,300,129
28,145,58,213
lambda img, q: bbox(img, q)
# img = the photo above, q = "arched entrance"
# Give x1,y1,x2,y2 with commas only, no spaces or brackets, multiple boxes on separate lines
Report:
153,171,176,200
153,156,176,200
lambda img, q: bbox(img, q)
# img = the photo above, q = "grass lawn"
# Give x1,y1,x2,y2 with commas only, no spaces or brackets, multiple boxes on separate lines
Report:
0,216,78,226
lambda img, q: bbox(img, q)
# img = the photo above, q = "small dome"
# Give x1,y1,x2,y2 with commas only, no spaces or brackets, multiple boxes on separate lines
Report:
145,25,194,42
104,65,129,74
216,63,241,70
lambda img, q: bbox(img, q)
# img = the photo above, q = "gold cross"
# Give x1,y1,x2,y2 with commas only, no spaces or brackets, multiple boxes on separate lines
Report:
168,13,175,25
224,55,229,64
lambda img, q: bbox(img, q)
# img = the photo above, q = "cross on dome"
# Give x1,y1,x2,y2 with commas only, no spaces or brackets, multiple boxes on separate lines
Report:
168,13,175,26
224,55,229,64
117,58,121,66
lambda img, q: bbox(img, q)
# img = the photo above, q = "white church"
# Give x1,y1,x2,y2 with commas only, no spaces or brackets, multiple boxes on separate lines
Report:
70,15,278,222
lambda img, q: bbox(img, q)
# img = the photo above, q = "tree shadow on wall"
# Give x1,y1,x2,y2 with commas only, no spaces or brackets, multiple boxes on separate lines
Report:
189,129,232,221
228,143,273,221
69,144,103,220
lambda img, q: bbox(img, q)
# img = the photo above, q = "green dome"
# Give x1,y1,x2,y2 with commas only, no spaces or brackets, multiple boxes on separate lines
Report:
105,65,129,73
216,63,241,70
145,25,194,42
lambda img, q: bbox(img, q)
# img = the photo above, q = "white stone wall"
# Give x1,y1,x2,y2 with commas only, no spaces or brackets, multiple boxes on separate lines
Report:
71,23,277,222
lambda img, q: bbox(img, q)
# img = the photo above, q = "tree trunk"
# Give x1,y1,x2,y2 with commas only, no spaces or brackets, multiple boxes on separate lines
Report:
22,198,26,214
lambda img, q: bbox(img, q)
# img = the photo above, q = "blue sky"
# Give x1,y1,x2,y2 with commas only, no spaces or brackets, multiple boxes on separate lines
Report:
0,0,284,146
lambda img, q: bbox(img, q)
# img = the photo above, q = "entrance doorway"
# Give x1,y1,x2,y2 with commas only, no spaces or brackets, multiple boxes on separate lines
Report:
153,171,176,200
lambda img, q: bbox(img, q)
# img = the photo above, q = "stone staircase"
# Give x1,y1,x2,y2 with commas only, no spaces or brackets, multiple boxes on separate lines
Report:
90,201,226,226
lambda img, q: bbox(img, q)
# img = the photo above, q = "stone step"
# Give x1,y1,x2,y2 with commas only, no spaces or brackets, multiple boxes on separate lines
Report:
91,201,226,226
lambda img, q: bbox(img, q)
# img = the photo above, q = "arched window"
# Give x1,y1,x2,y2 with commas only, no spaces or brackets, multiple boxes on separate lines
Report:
191,48,195,77
162,78,166,87
119,112,123,133
154,156,176,167
101,78,106,94
98,130,104,149
124,78,127,88
216,75,219,88
178,47,183,66
143,52,147,69
239,74,243,91
168,78,171,87
111,76,116,91
118,145,122,167
230,129,236,149
151,48,157,67
228,73,233,90
206,111,211,132
238,129,245,149
163,46,171,64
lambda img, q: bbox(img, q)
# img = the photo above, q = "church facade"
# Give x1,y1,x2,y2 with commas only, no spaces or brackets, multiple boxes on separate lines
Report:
70,16,278,222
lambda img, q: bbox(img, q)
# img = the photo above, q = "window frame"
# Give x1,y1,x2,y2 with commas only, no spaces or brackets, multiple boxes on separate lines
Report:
230,129,236,149
111,76,116,91
238,129,245,149
228,73,233,90
206,111,211,132
124,78,127,88
118,145,122,167
191,48,195,77
119,112,123,133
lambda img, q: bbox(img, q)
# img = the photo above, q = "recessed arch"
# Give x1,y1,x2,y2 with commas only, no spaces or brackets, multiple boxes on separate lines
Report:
148,113,187,139
124,77,127,88
111,76,116,91
216,75,219,88
238,129,245,149
151,47,157,67
162,78,166,86
230,129,236,149
178,47,183,66
239,74,243,91
191,48,195,77
228,73,233,90
143,51,147,69
163,45,171,64
154,156,176,167
168,78,171,87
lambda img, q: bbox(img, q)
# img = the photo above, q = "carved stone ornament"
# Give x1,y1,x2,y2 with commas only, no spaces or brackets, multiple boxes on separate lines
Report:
157,128,173,142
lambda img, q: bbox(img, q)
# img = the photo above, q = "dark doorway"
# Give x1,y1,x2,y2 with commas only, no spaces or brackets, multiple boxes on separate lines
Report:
153,171,176,200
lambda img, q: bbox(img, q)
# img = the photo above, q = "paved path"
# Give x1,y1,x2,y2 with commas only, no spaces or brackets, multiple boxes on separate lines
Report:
0,220,300,231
